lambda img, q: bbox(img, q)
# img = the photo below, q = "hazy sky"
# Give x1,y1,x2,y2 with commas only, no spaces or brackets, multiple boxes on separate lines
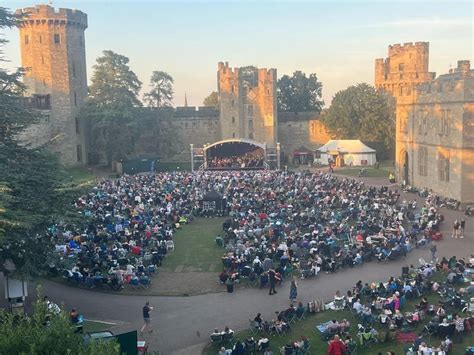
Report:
2,0,473,107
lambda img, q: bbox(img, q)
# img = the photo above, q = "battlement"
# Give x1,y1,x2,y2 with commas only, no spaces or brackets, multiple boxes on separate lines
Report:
388,41,429,55
143,106,219,119
16,5,87,29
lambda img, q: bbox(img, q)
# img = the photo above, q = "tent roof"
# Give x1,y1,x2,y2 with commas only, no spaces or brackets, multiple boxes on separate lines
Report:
203,190,223,200
316,140,376,154
293,146,313,155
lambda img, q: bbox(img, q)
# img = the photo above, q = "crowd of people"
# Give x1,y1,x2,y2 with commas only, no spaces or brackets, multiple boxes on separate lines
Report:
51,173,203,290
211,254,474,354
208,150,264,169
216,171,445,293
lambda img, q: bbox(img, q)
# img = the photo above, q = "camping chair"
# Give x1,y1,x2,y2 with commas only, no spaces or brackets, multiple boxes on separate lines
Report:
334,298,346,310
210,333,222,345
166,240,175,251
249,319,261,335
300,340,311,355
221,332,234,347
345,339,357,355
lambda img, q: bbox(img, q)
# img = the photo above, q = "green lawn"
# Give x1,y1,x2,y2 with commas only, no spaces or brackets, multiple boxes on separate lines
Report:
203,272,471,355
335,160,395,178
64,166,96,184
83,320,113,333
161,217,227,272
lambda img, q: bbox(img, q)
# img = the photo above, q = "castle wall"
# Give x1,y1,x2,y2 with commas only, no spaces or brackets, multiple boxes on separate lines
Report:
382,44,474,203
16,5,88,165
277,112,330,158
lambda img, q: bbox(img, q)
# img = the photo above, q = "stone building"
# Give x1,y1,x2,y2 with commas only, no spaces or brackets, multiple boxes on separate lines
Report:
217,62,277,147
376,43,474,203
16,4,88,165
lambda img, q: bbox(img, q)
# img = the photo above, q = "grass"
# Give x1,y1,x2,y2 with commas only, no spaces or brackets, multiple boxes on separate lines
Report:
161,217,227,272
83,320,113,333
202,272,471,355
334,160,395,178
64,166,96,184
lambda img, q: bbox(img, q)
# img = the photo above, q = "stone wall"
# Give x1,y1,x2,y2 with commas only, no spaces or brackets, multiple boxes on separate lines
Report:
16,5,88,165
277,112,331,158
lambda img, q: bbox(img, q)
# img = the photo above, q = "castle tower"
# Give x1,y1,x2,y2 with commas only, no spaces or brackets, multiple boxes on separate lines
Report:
375,42,436,186
217,62,277,147
374,42,435,99
16,5,88,165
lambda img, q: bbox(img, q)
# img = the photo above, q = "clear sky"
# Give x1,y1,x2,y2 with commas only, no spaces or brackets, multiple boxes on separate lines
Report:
2,0,473,107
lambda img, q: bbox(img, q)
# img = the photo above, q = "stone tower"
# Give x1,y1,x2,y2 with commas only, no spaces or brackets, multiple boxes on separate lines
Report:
16,5,88,165
217,62,277,147
375,42,435,99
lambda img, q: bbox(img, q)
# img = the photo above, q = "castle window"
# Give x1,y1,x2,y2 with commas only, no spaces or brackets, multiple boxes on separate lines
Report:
232,133,235,138
74,92,77,106
406,86,412,95
79,35,83,47
43,79,46,86
76,145,83,163
248,119,253,130
399,86,404,96
418,110,428,135
231,85,235,94
231,99,235,107
399,73,404,80
75,117,80,134
249,132,254,140
438,150,450,182
399,113,408,133
54,34,61,44
231,116,235,124
39,35,42,44
399,63,404,71
24,35,29,45
72,62,76,78
440,109,450,136
41,56,45,65
418,146,428,177
248,105,253,117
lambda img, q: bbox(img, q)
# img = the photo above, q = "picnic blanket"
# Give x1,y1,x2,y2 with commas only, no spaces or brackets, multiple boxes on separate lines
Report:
396,331,417,343
316,321,332,333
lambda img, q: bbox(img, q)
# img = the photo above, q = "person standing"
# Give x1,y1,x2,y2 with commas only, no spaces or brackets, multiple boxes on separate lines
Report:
452,219,460,239
460,218,465,238
289,277,298,302
268,269,277,295
140,301,154,334
430,243,438,262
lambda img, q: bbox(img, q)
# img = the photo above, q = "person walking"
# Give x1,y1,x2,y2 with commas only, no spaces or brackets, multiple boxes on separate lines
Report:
140,301,154,334
289,277,298,302
452,219,460,239
460,218,465,238
430,243,438,262
268,269,277,295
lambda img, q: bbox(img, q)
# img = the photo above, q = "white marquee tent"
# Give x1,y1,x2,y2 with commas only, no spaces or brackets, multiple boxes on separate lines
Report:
316,139,377,166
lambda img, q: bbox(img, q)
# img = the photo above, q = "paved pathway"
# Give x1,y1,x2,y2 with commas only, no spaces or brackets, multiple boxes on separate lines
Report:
1,190,472,354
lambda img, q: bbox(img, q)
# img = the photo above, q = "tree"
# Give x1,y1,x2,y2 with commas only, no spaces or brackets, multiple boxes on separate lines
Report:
88,50,142,107
203,91,218,108
0,7,85,277
82,50,142,165
0,289,120,354
144,71,174,108
277,71,324,113
320,83,395,156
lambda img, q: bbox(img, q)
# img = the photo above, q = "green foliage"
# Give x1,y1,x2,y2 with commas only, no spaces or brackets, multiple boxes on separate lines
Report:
321,83,395,156
0,7,85,277
89,50,142,107
83,50,143,165
203,91,218,108
144,71,174,108
277,71,324,113
0,288,120,355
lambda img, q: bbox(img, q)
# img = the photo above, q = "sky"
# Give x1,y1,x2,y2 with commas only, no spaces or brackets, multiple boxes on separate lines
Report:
2,0,473,107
